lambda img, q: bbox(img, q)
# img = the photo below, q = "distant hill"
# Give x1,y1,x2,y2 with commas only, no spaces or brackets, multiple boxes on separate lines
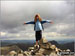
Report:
59,42,74,52
0,45,21,55
49,40,74,52
1,40,34,47
49,40,59,47
1,43,34,55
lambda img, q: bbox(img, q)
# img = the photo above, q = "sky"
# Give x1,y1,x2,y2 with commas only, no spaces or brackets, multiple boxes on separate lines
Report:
0,0,75,41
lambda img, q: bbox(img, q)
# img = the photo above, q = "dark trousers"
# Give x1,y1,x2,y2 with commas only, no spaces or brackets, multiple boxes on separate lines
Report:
35,30,42,41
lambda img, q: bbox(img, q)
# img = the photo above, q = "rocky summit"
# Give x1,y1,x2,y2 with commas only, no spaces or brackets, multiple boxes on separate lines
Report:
1,37,74,56
23,37,61,56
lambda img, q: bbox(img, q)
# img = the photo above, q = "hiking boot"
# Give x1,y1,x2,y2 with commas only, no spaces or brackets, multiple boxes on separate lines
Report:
34,45,39,49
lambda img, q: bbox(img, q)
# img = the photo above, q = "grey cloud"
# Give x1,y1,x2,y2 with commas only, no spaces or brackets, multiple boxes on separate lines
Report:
0,0,75,37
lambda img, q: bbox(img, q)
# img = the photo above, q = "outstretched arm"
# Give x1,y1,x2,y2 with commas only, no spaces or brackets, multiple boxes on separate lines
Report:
41,20,53,24
24,21,34,25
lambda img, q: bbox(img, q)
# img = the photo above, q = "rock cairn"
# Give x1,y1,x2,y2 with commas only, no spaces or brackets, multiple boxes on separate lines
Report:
24,37,61,56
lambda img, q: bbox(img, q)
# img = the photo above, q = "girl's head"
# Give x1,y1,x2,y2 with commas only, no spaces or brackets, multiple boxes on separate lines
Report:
34,14,42,22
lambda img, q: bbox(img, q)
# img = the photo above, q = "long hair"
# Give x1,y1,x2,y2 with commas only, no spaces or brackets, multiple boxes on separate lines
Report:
34,14,42,22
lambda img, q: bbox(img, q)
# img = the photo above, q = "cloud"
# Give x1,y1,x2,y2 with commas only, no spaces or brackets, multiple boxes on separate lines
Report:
53,23,72,32
0,31,66,40
1,32,7,36
43,32,66,37
1,32,20,38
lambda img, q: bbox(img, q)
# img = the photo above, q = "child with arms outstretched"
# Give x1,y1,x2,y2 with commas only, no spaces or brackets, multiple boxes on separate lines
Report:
24,14,53,48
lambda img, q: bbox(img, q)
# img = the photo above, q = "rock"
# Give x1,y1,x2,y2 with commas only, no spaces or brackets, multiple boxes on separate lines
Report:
50,52,58,56
55,48,59,52
35,53,44,56
39,37,48,44
23,51,31,56
66,49,70,52
9,51,17,56
50,45,56,50
38,48,52,55
28,47,34,51
39,37,52,49
63,50,66,52
40,42,52,49
17,54,24,56
30,45,40,55
38,48,45,54
17,50,23,54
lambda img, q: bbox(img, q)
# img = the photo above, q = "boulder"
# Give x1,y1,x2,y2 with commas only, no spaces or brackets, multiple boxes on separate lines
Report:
38,48,52,55
50,45,56,50
39,37,52,49
23,51,31,56
35,53,44,56
17,50,23,54
9,51,17,56
28,47,34,51
66,49,70,52
39,37,48,44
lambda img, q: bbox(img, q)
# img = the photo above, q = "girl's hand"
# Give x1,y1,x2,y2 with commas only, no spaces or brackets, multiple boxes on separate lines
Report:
23,22,26,25
50,21,54,24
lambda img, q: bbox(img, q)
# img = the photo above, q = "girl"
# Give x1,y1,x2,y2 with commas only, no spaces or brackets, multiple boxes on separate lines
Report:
24,14,53,48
